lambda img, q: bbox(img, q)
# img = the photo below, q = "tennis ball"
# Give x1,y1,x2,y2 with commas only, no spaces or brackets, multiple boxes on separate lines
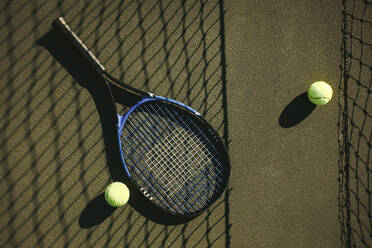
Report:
105,182,130,207
307,81,333,105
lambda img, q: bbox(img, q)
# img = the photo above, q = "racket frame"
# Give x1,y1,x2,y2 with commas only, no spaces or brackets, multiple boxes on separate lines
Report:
52,17,231,217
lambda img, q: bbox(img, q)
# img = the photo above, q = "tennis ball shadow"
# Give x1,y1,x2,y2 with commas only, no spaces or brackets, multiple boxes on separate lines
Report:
79,193,116,228
279,92,316,128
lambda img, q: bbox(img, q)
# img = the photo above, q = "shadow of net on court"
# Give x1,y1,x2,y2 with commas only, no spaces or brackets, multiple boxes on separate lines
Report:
0,0,231,247
338,0,371,247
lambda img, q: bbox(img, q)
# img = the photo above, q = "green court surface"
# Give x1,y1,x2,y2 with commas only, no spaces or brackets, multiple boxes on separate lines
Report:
0,0,370,247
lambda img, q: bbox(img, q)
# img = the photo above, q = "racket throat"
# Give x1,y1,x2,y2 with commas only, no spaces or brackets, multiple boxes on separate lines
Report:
117,114,125,128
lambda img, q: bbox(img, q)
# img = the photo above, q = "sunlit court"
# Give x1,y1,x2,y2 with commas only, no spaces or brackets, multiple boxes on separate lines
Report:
0,0,370,247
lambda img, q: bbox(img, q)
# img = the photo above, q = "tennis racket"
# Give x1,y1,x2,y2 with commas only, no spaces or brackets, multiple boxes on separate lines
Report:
52,17,230,217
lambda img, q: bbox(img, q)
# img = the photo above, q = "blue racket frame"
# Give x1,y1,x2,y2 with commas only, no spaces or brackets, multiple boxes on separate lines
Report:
52,16,231,217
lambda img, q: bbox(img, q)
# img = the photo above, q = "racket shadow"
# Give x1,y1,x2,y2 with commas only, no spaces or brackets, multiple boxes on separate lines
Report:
38,28,198,225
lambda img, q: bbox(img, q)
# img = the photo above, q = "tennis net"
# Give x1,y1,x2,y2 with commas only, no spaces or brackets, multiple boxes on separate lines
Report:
338,0,371,247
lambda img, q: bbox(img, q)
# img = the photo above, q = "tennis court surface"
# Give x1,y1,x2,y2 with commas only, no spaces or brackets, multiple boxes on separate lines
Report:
0,0,370,247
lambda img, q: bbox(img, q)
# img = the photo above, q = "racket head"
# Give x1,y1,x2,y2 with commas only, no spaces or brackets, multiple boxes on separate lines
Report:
117,96,230,217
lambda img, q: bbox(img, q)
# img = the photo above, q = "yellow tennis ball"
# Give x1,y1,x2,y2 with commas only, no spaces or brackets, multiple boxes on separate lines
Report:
105,182,130,207
308,81,333,105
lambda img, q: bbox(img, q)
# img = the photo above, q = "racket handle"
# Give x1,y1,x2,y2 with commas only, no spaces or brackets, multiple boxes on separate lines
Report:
53,17,106,74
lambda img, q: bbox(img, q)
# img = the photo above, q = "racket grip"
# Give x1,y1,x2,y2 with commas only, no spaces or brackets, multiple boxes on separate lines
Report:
53,17,106,74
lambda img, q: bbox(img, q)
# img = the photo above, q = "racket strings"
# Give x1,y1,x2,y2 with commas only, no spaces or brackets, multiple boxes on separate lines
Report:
120,134,179,212
130,105,222,181
121,115,191,212
147,102,225,181
131,111,220,194
129,108,219,213
120,101,226,214
129,111,216,211
121,119,204,213
159,105,225,181
140,103,224,187
143,129,209,212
